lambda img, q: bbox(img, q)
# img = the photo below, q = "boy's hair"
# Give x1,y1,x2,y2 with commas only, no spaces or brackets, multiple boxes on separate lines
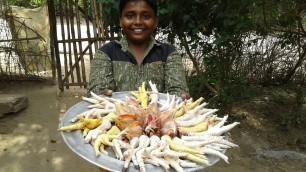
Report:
119,0,158,16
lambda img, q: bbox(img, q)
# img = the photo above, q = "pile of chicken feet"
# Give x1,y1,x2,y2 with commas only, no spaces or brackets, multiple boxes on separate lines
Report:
58,81,240,172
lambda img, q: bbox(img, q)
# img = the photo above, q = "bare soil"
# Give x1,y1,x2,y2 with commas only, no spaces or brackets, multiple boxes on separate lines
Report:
0,81,305,172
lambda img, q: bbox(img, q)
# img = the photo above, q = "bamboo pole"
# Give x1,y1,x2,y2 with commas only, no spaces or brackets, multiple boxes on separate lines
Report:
47,0,63,90
98,2,104,47
90,0,98,51
68,0,81,85
75,0,86,87
64,0,74,85
58,0,69,89
83,0,94,62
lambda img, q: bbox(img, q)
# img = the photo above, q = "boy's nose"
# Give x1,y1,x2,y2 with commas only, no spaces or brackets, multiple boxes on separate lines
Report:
134,16,142,24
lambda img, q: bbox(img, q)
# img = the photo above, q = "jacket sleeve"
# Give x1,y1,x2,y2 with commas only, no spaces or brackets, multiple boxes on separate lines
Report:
87,50,115,95
164,50,189,96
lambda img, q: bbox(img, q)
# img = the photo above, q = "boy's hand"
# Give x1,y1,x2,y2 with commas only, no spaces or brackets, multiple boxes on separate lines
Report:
181,92,190,100
99,89,113,96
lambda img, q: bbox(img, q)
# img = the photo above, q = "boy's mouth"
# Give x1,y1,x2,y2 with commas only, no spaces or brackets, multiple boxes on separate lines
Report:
132,28,144,33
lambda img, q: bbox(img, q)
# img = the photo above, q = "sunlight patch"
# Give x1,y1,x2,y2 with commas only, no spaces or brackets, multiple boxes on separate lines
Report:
30,124,43,130
51,156,64,168
38,147,47,154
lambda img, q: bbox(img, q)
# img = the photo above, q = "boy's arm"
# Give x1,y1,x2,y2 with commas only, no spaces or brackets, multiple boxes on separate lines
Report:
164,50,189,97
87,51,115,95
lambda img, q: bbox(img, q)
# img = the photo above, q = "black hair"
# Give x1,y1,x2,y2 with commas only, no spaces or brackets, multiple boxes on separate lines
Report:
119,0,158,16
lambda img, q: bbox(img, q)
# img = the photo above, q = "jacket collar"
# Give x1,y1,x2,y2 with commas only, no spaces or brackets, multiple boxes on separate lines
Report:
115,36,160,53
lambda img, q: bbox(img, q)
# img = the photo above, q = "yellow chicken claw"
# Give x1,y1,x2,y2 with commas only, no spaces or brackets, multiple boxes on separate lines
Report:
131,82,148,108
58,116,102,132
77,116,103,129
57,122,85,131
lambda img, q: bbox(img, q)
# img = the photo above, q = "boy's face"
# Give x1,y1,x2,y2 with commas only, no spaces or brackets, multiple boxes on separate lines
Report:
120,0,158,44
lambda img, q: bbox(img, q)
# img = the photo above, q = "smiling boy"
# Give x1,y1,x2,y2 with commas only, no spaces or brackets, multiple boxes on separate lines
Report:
88,0,189,100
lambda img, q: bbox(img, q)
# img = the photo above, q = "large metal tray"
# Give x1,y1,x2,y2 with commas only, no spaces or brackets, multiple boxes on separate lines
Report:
60,91,225,172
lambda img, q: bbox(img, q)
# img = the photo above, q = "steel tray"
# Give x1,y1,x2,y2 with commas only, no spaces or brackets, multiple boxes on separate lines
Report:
60,91,224,172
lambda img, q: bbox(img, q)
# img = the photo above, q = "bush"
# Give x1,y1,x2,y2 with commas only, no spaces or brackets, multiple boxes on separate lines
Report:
8,0,46,8
278,85,306,130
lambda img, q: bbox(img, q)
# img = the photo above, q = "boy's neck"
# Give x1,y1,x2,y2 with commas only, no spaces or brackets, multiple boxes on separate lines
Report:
128,40,150,65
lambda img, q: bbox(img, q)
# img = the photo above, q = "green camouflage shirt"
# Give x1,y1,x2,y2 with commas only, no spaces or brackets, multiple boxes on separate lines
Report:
87,36,189,96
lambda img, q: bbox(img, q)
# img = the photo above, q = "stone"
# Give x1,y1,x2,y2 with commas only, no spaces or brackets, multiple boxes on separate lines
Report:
0,94,28,113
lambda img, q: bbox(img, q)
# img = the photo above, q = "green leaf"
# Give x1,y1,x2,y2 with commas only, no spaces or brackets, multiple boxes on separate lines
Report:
183,15,190,23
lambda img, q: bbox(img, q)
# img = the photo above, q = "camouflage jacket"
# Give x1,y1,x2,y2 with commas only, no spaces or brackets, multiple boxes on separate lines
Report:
87,36,189,96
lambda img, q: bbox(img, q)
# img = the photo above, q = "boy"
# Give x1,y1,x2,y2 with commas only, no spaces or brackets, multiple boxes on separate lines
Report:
88,0,190,100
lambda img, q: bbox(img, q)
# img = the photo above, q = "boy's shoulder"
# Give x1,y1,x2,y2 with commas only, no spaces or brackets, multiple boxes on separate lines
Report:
99,41,120,50
98,41,123,55
155,40,176,53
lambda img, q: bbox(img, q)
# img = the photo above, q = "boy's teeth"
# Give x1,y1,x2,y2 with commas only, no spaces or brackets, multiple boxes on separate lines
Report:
134,29,143,32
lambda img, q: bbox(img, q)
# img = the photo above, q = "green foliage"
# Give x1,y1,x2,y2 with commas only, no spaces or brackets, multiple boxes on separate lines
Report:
251,0,305,46
187,73,255,111
213,75,255,108
187,75,211,100
270,89,291,104
8,0,46,8
95,0,120,33
278,85,306,130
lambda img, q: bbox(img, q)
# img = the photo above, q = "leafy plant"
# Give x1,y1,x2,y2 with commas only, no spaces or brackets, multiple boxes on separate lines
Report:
96,0,120,33
7,0,46,8
278,85,306,130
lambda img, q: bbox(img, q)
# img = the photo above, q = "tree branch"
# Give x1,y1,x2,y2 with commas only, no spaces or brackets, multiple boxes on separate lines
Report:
180,35,217,95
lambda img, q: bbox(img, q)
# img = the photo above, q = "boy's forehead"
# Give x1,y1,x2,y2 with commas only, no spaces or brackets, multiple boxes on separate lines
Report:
126,0,147,7
120,0,158,16
128,0,144,4
123,0,154,12
123,0,145,6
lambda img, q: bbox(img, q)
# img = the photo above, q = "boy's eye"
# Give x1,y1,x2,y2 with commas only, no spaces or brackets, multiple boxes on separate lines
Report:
123,12,153,20
127,14,133,19
143,13,152,19
125,13,134,19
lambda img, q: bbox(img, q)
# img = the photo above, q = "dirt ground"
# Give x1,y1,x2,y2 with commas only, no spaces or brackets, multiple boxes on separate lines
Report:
0,81,305,172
